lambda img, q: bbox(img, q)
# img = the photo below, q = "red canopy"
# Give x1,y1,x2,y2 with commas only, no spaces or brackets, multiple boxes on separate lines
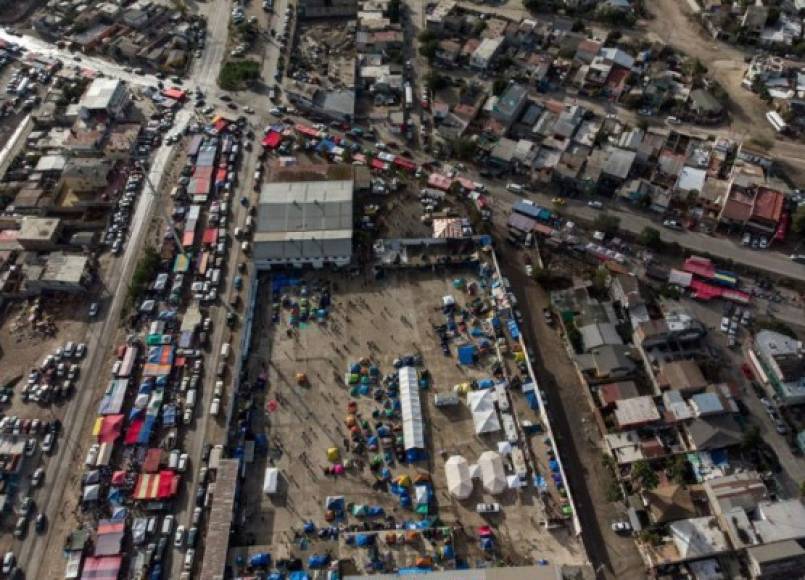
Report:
215,167,227,184
455,176,474,190
161,87,186,101
111,471,126,485
99,414,124,444
370,158,387,171
81,556,122,580
393,157,417,171
428,173,453,191
262,131,282,149
202,228,218,245
124,417,144,445
295,124,320,138
143,448,162,473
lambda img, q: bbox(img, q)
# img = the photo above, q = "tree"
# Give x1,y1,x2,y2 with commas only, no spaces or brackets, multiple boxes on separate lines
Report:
492,78,508,96
592,267,609,291
451,138,477,161
419,40,438,60
388,0,402,22
632,460,659,491
425,71,448,93
593,213,621,234
741,425,761,452
793,205,805,239
668,455,690,485
639,226,663,250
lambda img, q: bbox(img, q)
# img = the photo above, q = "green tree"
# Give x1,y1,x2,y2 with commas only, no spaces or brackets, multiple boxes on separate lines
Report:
632,460,659,491
741,425,762,452
793,205,805,239
492,78,508,96
668,455,690,485
425,71,448,93
419,39,439,60
593,213,621,235
639,226,663,250
451,138,477,161
592,267,609,291
388,0,402,22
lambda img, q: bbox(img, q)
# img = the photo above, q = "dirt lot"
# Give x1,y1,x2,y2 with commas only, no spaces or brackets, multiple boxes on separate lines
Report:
237,267,586,573
0,296,94,550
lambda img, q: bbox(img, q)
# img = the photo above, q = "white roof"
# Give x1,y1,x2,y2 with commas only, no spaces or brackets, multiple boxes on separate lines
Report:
399,366,425,451
478,451,506,495
444,455,472,499
467,389,500,434
676,166,707,193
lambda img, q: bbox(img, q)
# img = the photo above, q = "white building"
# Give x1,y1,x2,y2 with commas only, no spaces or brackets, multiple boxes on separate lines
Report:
253,178,353,269
470,37,504,70
79,78,129,120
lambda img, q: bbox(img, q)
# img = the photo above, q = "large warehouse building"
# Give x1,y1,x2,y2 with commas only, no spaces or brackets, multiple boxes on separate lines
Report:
253,177,354,270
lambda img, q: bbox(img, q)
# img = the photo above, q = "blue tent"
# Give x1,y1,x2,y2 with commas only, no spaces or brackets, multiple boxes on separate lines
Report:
289,573,310,580
249,553,271,568
507,320,520,339
308,554,330,568
457,345,476,365
367,506,385,517
355,534,375,547
303,521,316,534
477,378,494,389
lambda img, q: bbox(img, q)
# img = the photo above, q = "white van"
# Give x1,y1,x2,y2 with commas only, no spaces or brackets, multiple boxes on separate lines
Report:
220,342,231,360
168,449,180,469
161,515,174,537
214,380,224,397
245,215,254,230
506,183,524,194
186,389,197,409
85,443,100,466
209,397,221,416
210,269,221,286
263,467,279,495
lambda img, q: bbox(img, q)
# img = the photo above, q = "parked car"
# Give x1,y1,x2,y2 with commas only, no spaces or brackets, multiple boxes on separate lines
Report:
611,520,632,534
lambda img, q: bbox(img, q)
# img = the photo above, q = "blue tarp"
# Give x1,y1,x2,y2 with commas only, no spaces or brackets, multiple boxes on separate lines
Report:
457,345,476,365
355,534,375,547
507,320,520,339
249,553,271,567
477,378,494,389
308,554,330,568
138,415,157,444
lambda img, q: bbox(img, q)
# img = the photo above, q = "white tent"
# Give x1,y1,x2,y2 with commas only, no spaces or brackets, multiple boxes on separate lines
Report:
399,366,425,453
497,441,512,455
478,451,506,495
263,467,279,495
445,455,473,500
467,390,500,434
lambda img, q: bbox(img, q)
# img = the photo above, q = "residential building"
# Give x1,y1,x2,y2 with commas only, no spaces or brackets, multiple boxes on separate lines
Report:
60,158,113,192
491,83,528,130
24,252,91,293
298,0,358,18
17,217,61,251
747,541,805,579
748,330,805,406
470,37,504,70
613,396,660,430
78,78,129,120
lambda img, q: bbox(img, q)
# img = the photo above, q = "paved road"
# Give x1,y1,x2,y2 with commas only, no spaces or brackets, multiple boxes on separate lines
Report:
16,109,191,579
